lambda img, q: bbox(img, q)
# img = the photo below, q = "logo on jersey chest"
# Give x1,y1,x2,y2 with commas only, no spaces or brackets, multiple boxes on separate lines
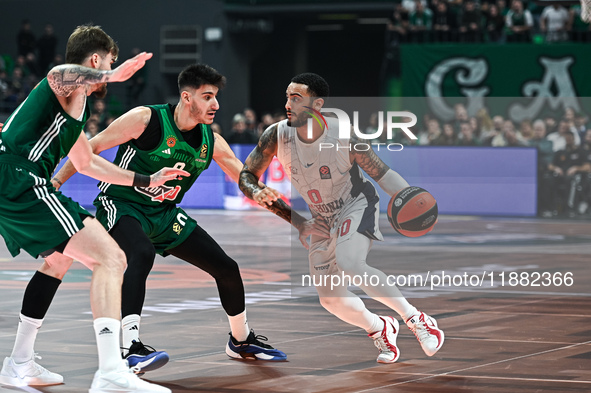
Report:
135,185,181,202
199,144,208,159
319,165,331,179
166,136,178,148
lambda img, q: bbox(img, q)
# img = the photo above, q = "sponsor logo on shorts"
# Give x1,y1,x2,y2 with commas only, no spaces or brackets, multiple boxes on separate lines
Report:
173,223,183,235
135,185,181,202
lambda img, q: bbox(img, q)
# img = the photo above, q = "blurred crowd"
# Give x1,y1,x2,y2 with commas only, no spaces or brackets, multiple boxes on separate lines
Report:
369,104,590,219
387,0,590,44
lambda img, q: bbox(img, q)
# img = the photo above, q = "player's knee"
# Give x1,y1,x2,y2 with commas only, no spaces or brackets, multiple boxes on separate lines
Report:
126,244,156,277
100,247,127,275
213,256,241,280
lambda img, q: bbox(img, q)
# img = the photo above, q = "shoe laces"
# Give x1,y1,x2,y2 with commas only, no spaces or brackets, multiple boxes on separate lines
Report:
122,341,157,357
234,330,275,349
409,319,431,343
372,335,392,353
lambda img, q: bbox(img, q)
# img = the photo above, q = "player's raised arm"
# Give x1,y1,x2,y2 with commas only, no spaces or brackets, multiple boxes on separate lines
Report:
52,106,152,189
350,136,409,197
47,52,152,97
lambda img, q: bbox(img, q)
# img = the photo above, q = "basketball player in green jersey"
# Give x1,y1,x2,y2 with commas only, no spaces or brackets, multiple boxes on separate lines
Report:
49,63,286,373
0,25,183,392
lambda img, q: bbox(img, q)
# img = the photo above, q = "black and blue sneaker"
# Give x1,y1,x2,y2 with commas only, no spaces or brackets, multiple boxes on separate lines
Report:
122,340,170,374
225,331,287,361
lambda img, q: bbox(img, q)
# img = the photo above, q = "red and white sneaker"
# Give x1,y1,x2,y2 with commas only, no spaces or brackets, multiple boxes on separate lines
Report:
368,316,400,363
406,311,444,356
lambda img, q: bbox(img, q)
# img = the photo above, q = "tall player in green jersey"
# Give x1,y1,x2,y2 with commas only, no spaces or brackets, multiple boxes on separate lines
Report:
51,63,286,372
0,25,183,392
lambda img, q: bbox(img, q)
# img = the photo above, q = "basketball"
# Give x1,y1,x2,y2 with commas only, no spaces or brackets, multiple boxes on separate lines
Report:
387,186,438,237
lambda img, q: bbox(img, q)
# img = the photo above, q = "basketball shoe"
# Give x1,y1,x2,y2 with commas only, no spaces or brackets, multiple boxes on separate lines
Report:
405,311,444,356
226,330,287,361
89,359,170,393
122,340,169,374
0,356,63,386
368,316,400,363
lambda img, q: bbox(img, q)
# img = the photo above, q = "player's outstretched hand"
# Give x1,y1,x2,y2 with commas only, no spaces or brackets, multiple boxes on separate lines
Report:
253,186,282,206
110,52,153,83
297,217,331,250
149,167,190,187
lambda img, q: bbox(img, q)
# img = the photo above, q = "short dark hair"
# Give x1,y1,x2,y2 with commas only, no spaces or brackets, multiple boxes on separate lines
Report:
65,24,119,64
178,64,226,93
291,73,329,98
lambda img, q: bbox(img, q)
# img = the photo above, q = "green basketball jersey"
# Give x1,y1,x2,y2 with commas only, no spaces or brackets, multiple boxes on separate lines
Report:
0,78,89,179
97,104,214,206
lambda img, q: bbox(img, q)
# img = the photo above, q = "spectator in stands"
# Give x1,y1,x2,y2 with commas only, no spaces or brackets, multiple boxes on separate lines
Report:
490,119,527,146
529,119,555,216
506,0,533,42
402,0,427,13
540,4,571,43
481,114,504,145
25,52,40,79
460,1,483,42
92,98,109,129
486,4,506,42
48,53,64,71
37,24,58,75
577,129,591,215
243,107,259,135
548,130,584,216
84,119,101,139
457,121,480,146
574,112,588,140
469,116,482,139
211,122,223,135
387,3,410,44
497,0,509,17
419,118,442,145
258,112,275,137
434,123,456,145
544,116,558,135
548,119,581,152
570,4,591,42
433,1,456,42
16,19,36,57
409,0,433,42
476,108,495,135
227,113,258,144
519,119,534,142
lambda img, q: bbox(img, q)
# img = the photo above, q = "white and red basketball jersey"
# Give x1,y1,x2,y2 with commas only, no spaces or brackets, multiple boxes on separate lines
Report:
276,117,378,221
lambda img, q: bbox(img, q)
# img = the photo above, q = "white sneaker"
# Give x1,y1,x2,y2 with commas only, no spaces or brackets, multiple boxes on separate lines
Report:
89,360,170,393
406,311,444,356
368,316,400,363
0,356,63,386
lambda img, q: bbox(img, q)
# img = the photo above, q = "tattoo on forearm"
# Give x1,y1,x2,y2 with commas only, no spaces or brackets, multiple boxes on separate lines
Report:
351,136,389,180
48,65,111,97
238,169,262,199
264,199,292,224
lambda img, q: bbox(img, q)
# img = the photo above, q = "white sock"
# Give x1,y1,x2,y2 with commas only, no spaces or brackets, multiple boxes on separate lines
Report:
366,314,385,335
400,305,419,323
121,314,141,351
93,318,122,373
11,313,42,363
227,310,250,342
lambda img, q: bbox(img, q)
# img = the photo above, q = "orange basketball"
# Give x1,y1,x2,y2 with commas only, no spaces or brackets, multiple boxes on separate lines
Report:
387,186,438,237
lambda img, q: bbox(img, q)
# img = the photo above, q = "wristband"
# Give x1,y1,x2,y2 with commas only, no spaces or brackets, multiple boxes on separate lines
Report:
132,173,151,188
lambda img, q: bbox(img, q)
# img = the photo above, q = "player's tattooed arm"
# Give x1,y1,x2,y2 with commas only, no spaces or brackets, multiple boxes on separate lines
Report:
349,135,390,181
239,124,279,199
47,65,112,97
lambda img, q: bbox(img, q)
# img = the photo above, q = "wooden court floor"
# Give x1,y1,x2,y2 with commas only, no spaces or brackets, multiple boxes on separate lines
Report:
0,210,589,392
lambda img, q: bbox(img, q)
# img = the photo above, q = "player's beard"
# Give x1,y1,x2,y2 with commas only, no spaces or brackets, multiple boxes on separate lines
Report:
93,83,108,99
287,111,310,128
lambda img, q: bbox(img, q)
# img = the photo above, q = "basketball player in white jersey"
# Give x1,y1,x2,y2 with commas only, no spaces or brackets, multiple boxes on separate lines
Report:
238,73,444,362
